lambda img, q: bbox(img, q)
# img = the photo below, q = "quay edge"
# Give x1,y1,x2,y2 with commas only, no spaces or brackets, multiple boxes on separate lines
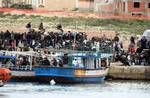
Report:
108,63,150,80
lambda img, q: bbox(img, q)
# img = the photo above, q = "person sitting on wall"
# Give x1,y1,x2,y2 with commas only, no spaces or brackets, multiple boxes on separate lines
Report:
42,57,50,66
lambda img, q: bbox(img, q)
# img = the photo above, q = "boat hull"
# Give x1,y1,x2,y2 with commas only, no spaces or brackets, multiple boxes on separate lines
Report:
34,67,108,83
9,70,37,82
37,76,105,83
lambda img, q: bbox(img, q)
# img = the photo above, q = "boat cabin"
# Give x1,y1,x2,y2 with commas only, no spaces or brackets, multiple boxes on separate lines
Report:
39,51,112,69
0,51,37,70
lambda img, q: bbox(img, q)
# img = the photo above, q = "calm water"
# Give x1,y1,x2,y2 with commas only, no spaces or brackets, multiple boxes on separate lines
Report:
0,81,150,98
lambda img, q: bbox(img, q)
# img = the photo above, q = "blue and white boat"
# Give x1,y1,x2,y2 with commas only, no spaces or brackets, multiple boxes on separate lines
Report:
0,51,36,81
34,51,112,83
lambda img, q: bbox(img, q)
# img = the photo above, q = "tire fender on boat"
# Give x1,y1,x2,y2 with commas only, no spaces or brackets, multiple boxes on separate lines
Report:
0,68,11,82
101,59,107,67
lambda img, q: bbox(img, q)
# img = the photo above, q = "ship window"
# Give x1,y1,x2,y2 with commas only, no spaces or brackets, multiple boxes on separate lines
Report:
72,57,84,68
84,58,95,69
148,3,150,8
133,2,140,8
95,59,100,69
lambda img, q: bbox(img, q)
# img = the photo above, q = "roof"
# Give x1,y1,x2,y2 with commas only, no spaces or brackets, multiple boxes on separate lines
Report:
69,55,100,58
69,53,113,58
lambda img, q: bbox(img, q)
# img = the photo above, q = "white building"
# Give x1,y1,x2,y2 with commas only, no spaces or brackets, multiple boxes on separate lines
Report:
0,0,77,10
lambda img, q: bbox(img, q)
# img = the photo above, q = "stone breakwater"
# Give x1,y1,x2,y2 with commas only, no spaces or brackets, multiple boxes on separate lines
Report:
108,64,150,80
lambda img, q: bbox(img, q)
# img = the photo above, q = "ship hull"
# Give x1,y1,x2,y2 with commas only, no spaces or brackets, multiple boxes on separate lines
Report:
34,67,108,83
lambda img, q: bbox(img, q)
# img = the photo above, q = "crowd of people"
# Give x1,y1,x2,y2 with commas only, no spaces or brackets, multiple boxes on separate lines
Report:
0,30,113,52
0,23,113,68
0,22,150,66
0,30,87,51
114,34,150,66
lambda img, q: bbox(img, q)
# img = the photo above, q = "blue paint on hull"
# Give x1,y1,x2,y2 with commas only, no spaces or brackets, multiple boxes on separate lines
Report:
34,67,107,83
37,76,105,83
70,77,105,82
56,76,105,83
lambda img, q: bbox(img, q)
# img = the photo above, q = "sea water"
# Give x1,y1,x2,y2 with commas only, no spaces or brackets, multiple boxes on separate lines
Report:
0,80,150,98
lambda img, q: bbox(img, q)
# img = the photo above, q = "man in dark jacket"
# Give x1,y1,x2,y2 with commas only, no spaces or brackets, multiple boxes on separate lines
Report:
42,57,50,66
141,36,147,49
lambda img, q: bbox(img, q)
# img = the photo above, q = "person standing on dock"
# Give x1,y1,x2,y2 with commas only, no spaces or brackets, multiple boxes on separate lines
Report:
114,34,123,52
56,24,64,33
113,34,123,61
26,22,32,32
140,36,147,49
39,22,44,32
128,36,136,65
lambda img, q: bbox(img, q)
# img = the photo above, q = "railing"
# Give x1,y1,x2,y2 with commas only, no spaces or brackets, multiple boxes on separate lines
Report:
1,65,33,71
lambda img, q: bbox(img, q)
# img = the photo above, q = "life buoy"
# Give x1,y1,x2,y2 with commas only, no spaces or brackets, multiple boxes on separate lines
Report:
0,68,11,86
101,60,107,67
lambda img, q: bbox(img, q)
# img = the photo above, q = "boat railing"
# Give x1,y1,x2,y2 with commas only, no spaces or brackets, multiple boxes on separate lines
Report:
101,53,113,58
0,49,113,59
37,48,112,54
1,65,33,71
0,50,39,57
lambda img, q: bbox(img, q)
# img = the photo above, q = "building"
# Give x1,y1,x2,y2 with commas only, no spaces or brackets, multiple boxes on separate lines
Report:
0,0,77,10
0,0,150,16
43,0,77,10
94,0,150,16
77,0,150,16
77,0,95,11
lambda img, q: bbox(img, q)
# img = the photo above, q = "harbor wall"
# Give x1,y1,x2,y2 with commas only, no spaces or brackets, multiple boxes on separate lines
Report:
108,64,150,80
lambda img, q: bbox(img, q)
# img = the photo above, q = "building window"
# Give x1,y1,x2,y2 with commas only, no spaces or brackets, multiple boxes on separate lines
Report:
133,2,140,8
41,0,43,4
148,3,150,8
38,0,44,5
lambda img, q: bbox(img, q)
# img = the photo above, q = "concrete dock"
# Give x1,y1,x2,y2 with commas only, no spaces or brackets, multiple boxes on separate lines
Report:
108,63,150,80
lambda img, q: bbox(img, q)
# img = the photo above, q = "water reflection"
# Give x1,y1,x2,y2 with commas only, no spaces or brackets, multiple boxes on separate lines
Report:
0,81,150,98
0,94,8,98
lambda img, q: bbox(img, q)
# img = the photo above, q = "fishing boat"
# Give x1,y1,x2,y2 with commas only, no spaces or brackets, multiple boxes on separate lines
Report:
0,50,62,82
0,68,11,87
0,49,112,83
34,51,112,83
0,51,36,81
